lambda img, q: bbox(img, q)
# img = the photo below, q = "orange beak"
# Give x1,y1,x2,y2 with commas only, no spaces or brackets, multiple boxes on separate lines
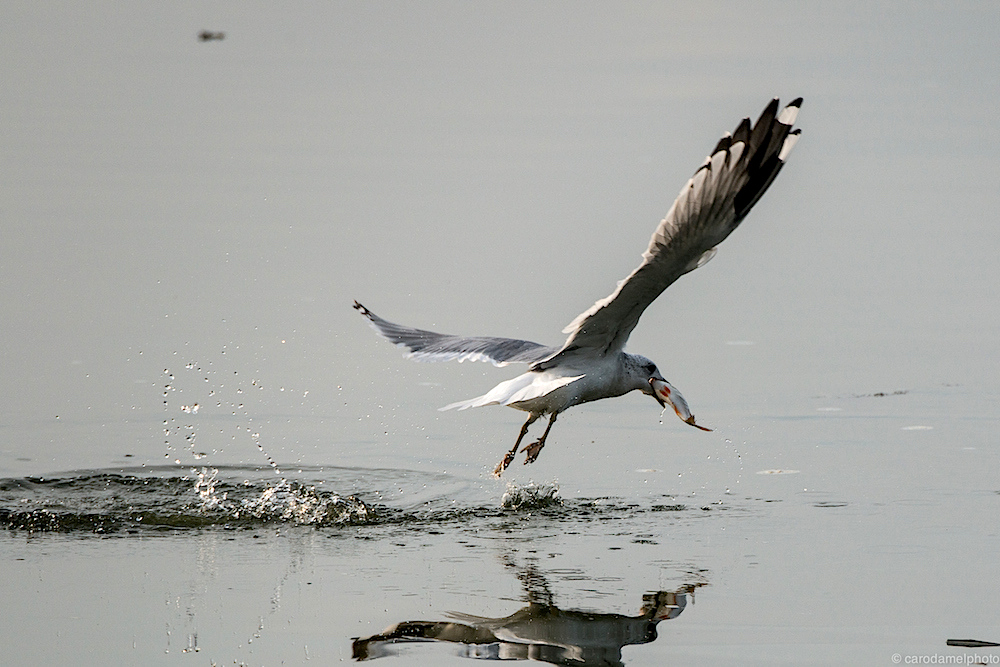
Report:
649,378,712,432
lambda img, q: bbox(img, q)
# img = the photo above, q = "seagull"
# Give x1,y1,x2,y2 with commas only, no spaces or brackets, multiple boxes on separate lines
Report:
355,97,802,476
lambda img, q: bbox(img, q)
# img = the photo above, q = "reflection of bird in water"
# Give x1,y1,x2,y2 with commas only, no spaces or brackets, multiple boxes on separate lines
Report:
352,558,705,665
355,97,802,476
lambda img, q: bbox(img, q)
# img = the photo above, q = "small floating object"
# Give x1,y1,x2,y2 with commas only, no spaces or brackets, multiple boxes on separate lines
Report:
198,30,225,41
946,639,999,647
901,425,933,431
756,469,800,475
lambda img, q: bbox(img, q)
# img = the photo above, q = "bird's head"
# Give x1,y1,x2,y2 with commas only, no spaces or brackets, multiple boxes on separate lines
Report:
634,356,712,432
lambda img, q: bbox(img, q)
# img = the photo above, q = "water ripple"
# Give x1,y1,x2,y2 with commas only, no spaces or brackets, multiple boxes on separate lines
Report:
0,466,723,535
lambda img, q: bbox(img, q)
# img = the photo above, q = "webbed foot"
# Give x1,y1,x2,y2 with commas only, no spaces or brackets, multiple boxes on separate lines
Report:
493,449,517,477
522,439,545,465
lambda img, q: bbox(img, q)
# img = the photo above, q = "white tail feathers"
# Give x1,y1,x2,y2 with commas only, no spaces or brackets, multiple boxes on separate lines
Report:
440,372,585,411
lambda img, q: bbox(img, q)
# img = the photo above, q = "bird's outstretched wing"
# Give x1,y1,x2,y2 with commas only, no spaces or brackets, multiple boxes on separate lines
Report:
354,301,557,366
535,98,802,369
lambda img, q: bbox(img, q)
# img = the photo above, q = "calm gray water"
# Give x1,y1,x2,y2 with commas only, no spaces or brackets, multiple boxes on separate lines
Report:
2,2,999,665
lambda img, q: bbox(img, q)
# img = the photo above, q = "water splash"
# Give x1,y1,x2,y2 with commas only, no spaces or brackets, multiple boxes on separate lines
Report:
193,467,227,511
500,481,561,511
160,361,309,474
236,479,372,526
0,468,381,532
0,467,728,535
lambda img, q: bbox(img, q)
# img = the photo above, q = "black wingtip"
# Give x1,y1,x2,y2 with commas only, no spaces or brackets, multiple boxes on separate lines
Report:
711,133,733,156
788,97,803,108
732,117,752,144
353,300,371,317
759,98,780,120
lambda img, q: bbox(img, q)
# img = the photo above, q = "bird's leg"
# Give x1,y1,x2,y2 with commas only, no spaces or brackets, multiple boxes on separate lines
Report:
494,413,539,477
522,412,557,465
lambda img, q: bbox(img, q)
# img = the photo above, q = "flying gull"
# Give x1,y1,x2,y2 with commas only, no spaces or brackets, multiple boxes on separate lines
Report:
355,97,802,476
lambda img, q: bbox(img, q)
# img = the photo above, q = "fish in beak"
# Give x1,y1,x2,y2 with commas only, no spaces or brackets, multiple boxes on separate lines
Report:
649,378,712,431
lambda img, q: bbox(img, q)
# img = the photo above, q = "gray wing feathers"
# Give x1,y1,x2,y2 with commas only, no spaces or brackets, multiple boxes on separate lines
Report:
546,98,802,363
353,301,556,366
